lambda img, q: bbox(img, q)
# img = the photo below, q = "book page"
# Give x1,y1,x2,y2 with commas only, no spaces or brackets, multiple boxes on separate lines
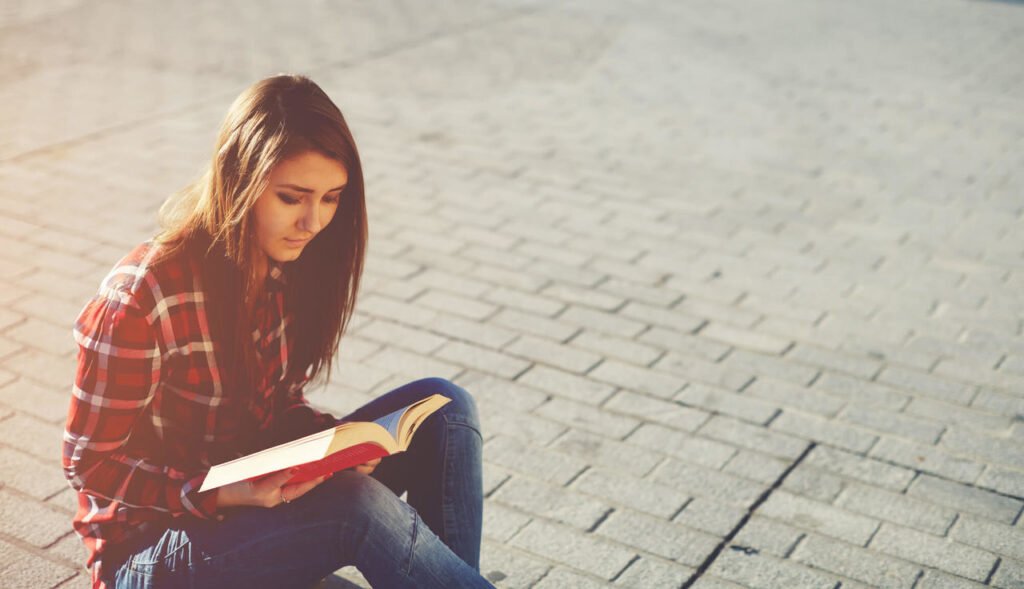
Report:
397,394,452,448
373,405,408,439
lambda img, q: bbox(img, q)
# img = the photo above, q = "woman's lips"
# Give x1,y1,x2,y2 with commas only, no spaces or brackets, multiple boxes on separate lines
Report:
285,237,311,248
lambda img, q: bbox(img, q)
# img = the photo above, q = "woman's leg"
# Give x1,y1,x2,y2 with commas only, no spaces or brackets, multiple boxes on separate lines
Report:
102,471,493,588
338,377,485,571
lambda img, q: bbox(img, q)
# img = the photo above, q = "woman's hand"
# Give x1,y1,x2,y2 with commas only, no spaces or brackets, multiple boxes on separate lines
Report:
351,457,381,476
215,468,328,509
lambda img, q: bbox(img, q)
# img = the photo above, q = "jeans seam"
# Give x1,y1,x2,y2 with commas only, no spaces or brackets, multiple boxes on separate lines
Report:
404,508,418,577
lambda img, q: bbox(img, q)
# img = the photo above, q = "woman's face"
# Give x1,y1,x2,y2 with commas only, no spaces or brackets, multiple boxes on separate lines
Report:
252,150,348,268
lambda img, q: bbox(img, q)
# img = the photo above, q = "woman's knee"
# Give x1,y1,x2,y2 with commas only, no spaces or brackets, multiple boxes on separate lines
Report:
413,377,480,430
323,471,400,518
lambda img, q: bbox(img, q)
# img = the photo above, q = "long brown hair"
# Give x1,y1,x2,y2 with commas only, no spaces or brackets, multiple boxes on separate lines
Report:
155,74,367,397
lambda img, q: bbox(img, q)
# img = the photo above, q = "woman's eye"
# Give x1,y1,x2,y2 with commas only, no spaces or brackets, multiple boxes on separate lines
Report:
277,193,301,205
324,194,341,205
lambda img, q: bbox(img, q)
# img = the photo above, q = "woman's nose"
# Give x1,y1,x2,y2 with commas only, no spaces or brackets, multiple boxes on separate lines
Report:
300,202,322,233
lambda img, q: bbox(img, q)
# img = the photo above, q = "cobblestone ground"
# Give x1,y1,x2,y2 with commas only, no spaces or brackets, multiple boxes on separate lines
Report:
1,0,1023,587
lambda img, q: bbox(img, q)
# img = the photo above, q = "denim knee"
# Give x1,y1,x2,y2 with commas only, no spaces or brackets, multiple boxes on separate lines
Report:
413,377,480,432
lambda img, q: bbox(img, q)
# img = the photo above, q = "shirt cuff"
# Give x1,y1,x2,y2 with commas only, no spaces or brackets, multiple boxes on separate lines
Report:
181,472,219,519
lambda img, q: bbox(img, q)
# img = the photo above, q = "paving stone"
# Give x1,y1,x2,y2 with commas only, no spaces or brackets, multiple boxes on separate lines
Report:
835,483,958,536
914,568,987,588
612,556,693,588
436,340,531,379
363,347,461,380
45,532,88,568
481,409,566,446
593,509,717,567
839,404,945,444
870,437,985,484
589,360,685,400
504,335,602,374
417,290,498,321
934,359,1024,395
655,353,754,392
978,466,1024,498
409,268,492,298
0,447,67,500
676,296,761,329
356,319,448,355
781,465,849,503
571,467,689,519
534,397,640,439
743,377,845,418
805,445,916,492
904,397,1013,433
792,533,922,589
482,463,513,498
514,365,615,406
357,294,439,328
638,327,731,363
558,306,647,339
772,410,878,453
675,382,778,424
813,371,911,410
785,343,882,380
509,520,635,580
0,412,63,462
908,475,1023,525
689,576,747,589
939,426,1024,470
876,366,977,406
490,309,579,342
721,449,790,485
484,435,587,486
424,313,518,349
699,415,808,460
549,429,662,478
455,371,549,413
479,541,551,589
720,349,820,388
708,549,839,589
617,302,704,335
602,390,709,432
534,568,611,589
0,539,77,589
492,476,609,531
672,496,746,536
625,423,738,469
0,377,70,424
759,490,880,546
870,523,997,582
731,515,805,558
650,458,765,507
0,489,70,547
991,557,1024,589
699,322,791,355
972,388,1024,419
566,330,662,367
951,515,1024,562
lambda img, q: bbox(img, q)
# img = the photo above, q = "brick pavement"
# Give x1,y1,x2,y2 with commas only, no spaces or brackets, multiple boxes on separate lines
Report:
0,0,1023,587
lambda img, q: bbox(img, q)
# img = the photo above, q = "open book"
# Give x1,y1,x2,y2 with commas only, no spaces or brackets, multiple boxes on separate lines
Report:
199,393,451,493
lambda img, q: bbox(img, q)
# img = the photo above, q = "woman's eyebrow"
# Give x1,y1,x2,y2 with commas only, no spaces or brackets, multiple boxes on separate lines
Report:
277,182,347,193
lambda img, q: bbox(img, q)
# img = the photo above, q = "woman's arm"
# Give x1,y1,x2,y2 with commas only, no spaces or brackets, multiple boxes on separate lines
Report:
62,292,218,519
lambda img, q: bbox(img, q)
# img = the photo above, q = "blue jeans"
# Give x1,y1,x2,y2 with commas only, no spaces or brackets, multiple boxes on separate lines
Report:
101,378,494,588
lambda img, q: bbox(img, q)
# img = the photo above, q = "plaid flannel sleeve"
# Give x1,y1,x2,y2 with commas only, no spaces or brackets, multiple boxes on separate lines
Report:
63,291,218,519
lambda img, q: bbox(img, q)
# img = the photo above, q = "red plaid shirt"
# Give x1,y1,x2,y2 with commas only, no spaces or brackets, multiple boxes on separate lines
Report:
63,240,335,585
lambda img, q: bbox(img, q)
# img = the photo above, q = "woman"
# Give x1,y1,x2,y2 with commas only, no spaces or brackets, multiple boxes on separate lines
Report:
62,74,494,588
